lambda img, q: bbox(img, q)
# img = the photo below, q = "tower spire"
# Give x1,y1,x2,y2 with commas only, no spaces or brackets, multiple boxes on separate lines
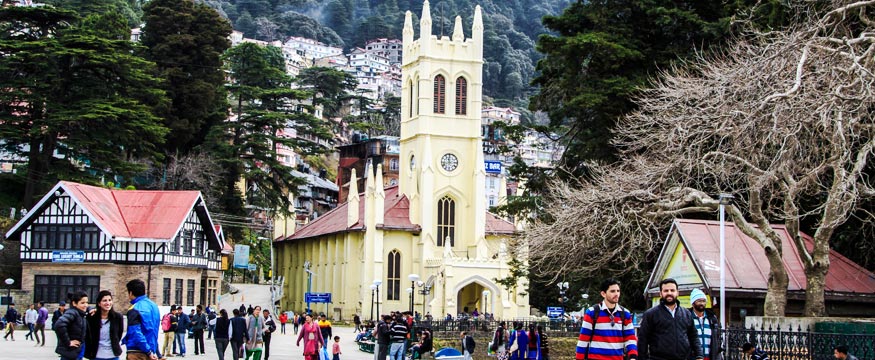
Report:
403,10,413,45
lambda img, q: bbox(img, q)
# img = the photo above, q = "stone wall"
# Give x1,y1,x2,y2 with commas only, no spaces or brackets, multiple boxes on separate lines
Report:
22,262,221,314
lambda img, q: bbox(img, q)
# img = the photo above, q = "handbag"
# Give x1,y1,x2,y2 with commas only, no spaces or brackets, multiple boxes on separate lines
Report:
508,333,519,353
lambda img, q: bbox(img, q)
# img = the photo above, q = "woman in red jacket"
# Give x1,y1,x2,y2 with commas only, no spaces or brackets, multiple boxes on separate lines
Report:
296,314,324,360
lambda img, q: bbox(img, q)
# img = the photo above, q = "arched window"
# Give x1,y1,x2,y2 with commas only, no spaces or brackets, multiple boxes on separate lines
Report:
387,250,401,300
433,75,446,114
408,80,414,118
455,77,467,115
437,196,455,247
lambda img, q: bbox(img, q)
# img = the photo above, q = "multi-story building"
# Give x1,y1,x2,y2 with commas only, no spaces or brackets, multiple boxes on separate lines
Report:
336,135,401,202
284,36,343,61
365,38,403,64
480,107,520,208
4,181,227,309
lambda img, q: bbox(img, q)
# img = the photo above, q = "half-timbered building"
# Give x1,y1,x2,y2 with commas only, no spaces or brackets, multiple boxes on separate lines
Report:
4,181,227,309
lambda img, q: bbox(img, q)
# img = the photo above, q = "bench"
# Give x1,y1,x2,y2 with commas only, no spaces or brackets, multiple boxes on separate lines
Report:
357,340,375,353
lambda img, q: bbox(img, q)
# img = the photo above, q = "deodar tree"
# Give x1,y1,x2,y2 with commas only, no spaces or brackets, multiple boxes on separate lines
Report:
526,0,875,317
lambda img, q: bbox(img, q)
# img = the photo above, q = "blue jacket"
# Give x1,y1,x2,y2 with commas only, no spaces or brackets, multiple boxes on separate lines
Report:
177,312,191,331
509,330,529,360
123,295,161,356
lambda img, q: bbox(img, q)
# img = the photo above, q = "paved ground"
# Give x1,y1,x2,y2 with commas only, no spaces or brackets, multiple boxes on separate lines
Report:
0,284,376,360
0,323,376,360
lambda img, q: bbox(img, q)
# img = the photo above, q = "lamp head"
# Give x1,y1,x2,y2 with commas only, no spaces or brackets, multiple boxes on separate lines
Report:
373,280,382,287
408,274,420,282
417,280,424,287
406,288,413,294
4,278,13,286
369,284,377,290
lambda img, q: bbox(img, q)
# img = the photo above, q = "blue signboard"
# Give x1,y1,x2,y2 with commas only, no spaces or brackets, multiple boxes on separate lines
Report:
546,306,564,318
305,292,332,303
52,251,85,263
485,160,503,174
233,245,250,269
248,264,257,271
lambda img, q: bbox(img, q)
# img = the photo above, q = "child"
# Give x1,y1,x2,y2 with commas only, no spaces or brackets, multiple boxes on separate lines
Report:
332,336,342,360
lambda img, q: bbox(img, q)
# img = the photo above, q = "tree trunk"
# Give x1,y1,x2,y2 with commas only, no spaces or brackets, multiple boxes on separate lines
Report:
763,246,789,316
803,262,828,316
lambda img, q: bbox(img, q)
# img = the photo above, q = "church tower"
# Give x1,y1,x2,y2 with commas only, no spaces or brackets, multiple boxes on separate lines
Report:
400,1,487,260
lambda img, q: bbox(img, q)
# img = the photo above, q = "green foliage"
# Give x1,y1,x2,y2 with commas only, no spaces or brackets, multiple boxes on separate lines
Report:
295,66,358,119
202,0,574,100
0,6,168,207
211,43,333,217
140,0,233,154
42,0,143,27
493,257,528,295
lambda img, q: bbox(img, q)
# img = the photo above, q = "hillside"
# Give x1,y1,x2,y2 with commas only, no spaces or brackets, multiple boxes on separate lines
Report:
201,0,572,103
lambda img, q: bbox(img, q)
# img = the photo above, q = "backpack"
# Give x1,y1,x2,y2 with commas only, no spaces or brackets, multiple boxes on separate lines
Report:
161,313,172,332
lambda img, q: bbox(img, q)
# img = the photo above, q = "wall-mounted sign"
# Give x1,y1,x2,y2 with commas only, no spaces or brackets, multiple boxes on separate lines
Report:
485,160,503,174
52,251,85,263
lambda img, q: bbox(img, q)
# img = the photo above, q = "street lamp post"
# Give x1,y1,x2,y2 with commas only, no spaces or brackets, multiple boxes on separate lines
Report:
373,280,382,318
4,278,13,313
408,274,420,314
304,261,314,314
557,281,569,316
418,284,431,319
718,193,734,349
369,284,377,321
482,290,490,315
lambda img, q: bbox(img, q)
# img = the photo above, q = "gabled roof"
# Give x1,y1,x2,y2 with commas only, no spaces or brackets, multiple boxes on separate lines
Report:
646,219,875,297
278,186,518,242
5,181,219,244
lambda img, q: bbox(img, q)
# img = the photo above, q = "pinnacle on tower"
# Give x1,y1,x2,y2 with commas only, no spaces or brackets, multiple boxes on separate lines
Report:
403,10,413,44
472,5,483,33
420,0,432,40
452,15,464,41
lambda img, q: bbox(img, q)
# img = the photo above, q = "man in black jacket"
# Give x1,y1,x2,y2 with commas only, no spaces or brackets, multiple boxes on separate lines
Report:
229,309,249,360
688,289,722,360
638,278,703,360
373,315,392,360
51,301,66,330
191,305,207,355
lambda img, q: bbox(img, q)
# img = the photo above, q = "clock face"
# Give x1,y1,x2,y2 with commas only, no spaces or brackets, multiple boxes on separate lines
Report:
441,153,459,172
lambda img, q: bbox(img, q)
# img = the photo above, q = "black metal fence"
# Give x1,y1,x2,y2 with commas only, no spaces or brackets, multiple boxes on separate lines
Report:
415,318,580,339
724,325,875,360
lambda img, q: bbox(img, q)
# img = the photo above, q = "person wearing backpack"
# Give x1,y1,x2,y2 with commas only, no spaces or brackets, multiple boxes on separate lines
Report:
575,278,638,360
161,305,178,358
460,331,476,360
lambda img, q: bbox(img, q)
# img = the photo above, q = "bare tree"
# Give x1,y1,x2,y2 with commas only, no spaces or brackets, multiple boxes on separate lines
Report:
150,152,223,210
525,0,875,316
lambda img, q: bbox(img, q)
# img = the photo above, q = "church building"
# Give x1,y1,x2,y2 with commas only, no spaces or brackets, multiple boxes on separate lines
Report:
274,1,531,320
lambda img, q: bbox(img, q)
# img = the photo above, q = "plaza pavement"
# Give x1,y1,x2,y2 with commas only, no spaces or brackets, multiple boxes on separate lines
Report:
0,323,375,360
1,283,375,360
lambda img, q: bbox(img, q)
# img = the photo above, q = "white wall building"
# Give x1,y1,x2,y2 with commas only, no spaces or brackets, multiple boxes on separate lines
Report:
284,36,343,61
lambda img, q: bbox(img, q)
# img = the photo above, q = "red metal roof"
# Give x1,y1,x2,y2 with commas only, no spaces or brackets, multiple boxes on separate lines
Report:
280,186,517,241
53,181,200,240
671,219,875,295
486,212,515,234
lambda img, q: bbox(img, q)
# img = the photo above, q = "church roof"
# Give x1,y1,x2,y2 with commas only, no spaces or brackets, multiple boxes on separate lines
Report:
279,186,418,241
485,212,515,234
278,186,518,241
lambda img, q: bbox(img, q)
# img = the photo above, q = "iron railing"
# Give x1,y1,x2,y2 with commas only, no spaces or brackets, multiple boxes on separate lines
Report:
723,325,875,360
415,318,581,338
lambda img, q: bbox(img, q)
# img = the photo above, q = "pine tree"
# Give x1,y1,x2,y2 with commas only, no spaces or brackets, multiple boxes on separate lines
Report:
0,6,168,207
141,0,233,155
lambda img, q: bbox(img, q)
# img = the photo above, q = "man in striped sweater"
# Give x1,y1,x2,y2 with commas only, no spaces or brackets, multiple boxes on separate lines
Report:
576,279,639,360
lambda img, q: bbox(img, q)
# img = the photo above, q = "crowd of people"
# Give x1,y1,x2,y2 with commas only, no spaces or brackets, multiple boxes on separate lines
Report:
2,277,865,360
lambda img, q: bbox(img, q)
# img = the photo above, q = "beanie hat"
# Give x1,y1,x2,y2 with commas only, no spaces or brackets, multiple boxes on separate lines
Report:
690,288,707,304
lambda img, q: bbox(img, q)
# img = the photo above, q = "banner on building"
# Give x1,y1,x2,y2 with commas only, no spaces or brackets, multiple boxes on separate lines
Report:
233,245,250,269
